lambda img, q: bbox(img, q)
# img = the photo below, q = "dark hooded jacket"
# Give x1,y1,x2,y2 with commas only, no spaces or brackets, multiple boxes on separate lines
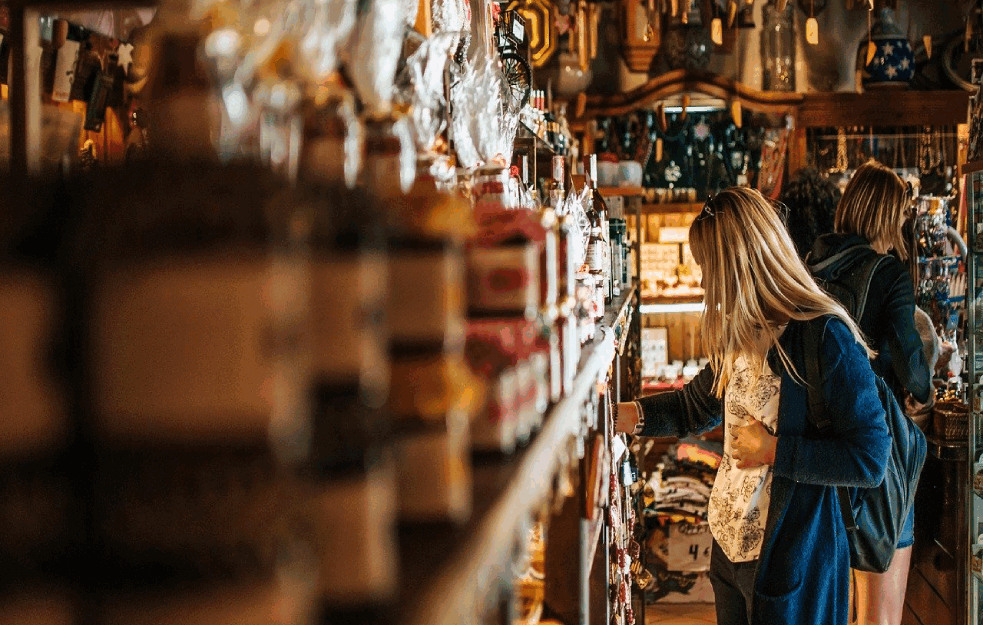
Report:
807,232,931,404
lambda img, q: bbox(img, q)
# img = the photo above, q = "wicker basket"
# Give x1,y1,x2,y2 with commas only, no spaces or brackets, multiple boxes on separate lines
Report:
932,400,970,441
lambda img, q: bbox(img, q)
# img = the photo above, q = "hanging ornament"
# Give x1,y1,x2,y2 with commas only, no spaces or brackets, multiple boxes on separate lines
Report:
680,94,690,121
805,0,818,45
711,16,723,45
730,99,742,128
865,9,876,66
670,0,678,17
727,0,738,27
924,34,933,59
656,102,668,131
806,17,819,44
655,137,664,162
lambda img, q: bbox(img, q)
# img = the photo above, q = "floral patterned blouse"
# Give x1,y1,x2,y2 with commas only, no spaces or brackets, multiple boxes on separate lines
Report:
707,353,781,563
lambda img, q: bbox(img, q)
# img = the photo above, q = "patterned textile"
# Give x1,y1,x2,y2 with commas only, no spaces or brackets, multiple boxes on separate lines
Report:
707,355,780,563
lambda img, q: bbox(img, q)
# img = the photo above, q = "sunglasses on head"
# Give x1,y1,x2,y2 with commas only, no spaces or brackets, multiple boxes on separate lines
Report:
697,194,789,224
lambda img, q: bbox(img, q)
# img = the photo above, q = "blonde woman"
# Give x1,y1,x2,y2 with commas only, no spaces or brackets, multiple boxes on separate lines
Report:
808,160,932,625
615,187,891,625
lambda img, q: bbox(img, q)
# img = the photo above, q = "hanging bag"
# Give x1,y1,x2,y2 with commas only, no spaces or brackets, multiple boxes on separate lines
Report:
802,321,927,573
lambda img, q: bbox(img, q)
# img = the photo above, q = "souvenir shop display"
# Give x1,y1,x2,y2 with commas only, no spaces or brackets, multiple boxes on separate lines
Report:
11,0,983,623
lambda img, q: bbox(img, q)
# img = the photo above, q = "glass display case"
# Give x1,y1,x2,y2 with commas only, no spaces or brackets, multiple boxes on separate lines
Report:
968,166,983,625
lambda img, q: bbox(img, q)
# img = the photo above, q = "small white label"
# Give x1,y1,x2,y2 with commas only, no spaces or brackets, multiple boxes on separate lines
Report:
51,39,80,103
806,17,819,45
311,253,387,383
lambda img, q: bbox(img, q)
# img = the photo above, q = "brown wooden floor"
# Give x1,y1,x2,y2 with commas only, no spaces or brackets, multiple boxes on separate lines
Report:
646,603,716,624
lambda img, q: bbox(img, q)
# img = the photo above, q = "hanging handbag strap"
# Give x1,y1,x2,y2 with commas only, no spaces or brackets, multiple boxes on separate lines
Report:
803,321,858,532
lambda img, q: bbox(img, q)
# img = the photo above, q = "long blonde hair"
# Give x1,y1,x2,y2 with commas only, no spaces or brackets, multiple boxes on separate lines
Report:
835,160,911,259
689,186,873,396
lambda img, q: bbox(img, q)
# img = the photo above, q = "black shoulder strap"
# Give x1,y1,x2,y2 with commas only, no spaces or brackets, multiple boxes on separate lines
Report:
849,255,889,321
802,320,858,531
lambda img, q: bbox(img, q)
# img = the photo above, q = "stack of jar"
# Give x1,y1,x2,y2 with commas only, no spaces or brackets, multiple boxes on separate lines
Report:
466,167,549,454
364,129,476,525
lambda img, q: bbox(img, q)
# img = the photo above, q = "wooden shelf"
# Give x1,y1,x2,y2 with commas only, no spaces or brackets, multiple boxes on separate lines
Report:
398,321,620,625
575,69,803,120
598,187,646,198
641,295,704,305
797,90,970,129
640,202,703,215
962,160,983,176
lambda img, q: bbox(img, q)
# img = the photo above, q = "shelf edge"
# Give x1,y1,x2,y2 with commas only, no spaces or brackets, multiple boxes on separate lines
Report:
405,329,617,625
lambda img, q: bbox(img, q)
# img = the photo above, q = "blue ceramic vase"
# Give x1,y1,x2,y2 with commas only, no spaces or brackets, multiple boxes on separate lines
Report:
858,8,915,88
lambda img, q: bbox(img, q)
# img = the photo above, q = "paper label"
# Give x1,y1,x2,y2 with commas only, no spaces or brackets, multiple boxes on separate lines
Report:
0,272,67,455
311,253,387,384
51,39,80,102
806,17,819,45
389,249,464,343
91,256,307,443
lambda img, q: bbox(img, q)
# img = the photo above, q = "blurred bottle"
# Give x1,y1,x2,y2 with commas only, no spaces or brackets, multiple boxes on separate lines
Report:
69,159,313,625
0,175,76,625
301,180,398,618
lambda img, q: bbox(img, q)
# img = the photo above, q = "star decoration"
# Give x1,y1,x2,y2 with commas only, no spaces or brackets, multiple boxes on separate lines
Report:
882,42,894,56
899,58,910,70
885,64,898,78
117,43,134,76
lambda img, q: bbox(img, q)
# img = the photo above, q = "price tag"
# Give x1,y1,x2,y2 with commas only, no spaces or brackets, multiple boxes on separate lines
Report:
51,39,80,103
711,18,723,46
806,17,819,45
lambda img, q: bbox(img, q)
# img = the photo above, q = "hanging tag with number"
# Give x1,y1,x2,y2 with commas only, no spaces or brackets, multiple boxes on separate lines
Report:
711,18,723,45
806,17,819,45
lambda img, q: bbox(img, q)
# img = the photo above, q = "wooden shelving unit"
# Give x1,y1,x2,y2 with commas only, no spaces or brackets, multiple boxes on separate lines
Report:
399,286,638,625
598,186,647,198
796,89,970,129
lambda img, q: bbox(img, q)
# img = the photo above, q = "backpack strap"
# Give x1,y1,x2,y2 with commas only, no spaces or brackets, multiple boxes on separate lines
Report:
802,320,858,532
848,254,889,322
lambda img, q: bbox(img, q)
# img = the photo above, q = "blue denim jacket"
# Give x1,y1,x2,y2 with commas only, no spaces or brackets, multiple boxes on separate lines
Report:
636,315,891,625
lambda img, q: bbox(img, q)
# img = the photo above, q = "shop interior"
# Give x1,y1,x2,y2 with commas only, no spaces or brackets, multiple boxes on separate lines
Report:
1,0,983,624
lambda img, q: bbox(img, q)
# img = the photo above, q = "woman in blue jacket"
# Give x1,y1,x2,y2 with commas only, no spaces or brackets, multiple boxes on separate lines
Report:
615,187,891,625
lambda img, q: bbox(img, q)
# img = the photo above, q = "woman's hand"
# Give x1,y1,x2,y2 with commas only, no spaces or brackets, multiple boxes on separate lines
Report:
614,402,640,434
731,420,777,469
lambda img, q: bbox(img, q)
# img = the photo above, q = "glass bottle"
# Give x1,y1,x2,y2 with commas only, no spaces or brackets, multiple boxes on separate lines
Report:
761,0,796,92
74,159,313,623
